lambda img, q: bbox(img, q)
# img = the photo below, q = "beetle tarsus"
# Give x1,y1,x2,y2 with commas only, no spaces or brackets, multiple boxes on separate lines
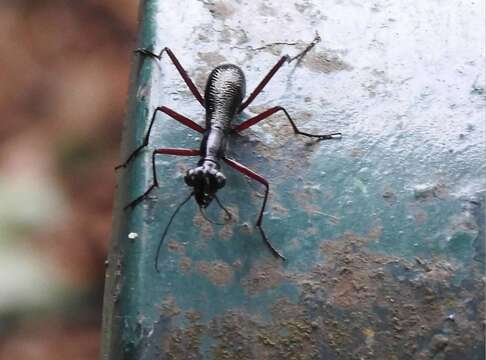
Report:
134,47,163,59
287,31,321,63
115,144,146,171
135,47,205,106
124,184,158,210
318,132,342,140
258,226,286,261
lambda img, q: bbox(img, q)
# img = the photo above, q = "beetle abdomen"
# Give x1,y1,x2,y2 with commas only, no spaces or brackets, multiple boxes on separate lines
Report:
204,64,246,129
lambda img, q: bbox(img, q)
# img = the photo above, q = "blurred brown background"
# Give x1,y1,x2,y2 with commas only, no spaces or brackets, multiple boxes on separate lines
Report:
0,1,138,358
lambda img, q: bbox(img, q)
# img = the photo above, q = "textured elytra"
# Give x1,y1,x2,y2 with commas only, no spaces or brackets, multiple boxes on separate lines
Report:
204,64,246,130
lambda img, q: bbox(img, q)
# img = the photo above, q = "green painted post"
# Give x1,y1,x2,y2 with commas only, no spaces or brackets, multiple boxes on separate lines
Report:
102,1,485,359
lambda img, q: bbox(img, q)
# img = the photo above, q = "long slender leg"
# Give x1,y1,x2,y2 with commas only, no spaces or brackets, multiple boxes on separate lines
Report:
135,47,205,107
116,106,204,170
223,157,286,260
238,33,321,113
238,56,290,113
125,148,200,210
233,106,342,140
287,31,321,63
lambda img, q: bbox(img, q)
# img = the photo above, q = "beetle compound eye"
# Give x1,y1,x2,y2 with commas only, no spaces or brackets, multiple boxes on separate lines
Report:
215,172,226,189
184,169,196,186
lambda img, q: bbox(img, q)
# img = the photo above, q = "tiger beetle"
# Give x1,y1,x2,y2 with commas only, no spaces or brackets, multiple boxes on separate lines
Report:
116,34,341,271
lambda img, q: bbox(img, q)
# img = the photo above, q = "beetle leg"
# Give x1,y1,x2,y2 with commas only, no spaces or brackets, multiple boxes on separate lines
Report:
135,47,205,107
223,157,286,260
238,32,321,113
238,56,290,113
116,106,204,170
233,106,341,140
124,148,200,210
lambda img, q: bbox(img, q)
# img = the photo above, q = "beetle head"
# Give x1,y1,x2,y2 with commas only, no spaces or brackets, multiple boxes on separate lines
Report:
184,163,226,208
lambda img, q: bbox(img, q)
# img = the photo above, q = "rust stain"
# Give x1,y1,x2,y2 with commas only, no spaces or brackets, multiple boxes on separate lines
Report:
367,226,383,240
167,310,205,359
193,211,214,241
413,258,457,283
293,190,315,213
218,206,239,241
155,231,483,359
167,239,186,254
218,225,234,241
414,209,428,224
207,299,321,359
270,200,289,218
288,232,483,357
311,231,396,309
301,50,352,74
198,51,227,68
350,147,366,158
196,260,234,286
157,297,181,318
240,259,285,295
179,255,192,273
206,1,236,19
286,237,302,251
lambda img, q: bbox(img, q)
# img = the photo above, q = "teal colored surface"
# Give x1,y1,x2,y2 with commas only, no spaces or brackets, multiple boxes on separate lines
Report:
102,1,485,359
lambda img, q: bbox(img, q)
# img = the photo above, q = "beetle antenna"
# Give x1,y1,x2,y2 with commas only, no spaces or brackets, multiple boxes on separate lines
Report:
198,195,233,225
155,191,194,272
214,194,233,222
199,206,226,225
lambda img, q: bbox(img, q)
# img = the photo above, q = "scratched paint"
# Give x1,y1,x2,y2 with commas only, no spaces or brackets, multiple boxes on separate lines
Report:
102,0,485,359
